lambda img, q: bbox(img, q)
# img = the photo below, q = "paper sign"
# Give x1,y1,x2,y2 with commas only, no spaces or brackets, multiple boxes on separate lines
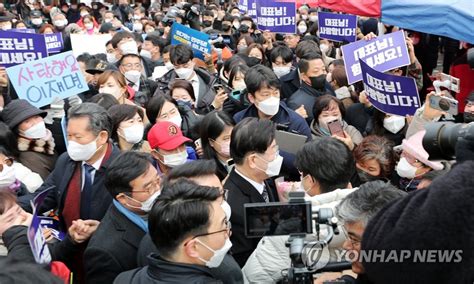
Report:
39,217,67,241
318,12,357,43
171,23,211,60
256,0,297,34
9,28,36,34
28,188,53,265
239,0,248,13
6,51,89,108
341,30,410,84
0,31,48,67
45,33,64,54
70,33,112,57
360,59,420,116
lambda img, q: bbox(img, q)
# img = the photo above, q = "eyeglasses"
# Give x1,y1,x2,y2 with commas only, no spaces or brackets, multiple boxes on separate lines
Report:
341,226,361,248
195,219,232,239
129,175,161,195
0,157,14,172
121,63,142,69
158,108,178,120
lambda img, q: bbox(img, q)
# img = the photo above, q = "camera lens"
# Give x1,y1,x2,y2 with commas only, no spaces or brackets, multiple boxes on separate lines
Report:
438,98,451,111
423,122,462,160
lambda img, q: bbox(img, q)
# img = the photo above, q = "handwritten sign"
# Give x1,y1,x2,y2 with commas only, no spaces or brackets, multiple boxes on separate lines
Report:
6,51,89,108
318,12,357,43
341,31,410,84
360,59,420,116
256,0,296,34
0,31,48,67
171,23,211,60
45,33,64,54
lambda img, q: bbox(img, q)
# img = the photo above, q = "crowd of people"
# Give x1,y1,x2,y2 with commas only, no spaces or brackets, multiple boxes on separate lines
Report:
0,0,473,283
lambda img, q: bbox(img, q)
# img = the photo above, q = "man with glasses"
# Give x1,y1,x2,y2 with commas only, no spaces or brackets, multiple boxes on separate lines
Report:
84,151,161,283
314,181,406,283
118,54,157,107
234,65,312,181
130,160,243,284
115,179,231,283
224,118,281,267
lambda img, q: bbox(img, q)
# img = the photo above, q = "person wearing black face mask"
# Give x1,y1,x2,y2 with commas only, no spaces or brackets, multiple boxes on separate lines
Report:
201,10,215,30
287,53,334,124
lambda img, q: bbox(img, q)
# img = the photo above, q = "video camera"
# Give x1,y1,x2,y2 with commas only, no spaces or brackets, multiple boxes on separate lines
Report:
423,122,474,160
243,192,351,284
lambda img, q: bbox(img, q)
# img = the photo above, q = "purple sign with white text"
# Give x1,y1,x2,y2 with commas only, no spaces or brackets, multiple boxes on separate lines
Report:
341,30,410,84
318,12,357,43
256,0,296,34
360,59,420,116
45,32,64,54
28,188,53,264
0,31,48,67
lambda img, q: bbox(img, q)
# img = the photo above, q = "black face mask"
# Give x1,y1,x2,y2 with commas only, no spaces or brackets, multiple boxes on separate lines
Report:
309,74,327,91
464,111,474,123
203,20,212,28
239,24,249,34
222,23,231,32
247,57,261,67
357,168,384,183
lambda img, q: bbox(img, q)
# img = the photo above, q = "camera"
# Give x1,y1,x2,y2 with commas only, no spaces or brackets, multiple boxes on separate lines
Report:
243,192,351,284
423,122,474,160
429,95,458,116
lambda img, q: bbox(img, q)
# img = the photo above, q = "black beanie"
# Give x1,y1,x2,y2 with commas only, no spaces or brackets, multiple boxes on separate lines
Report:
361,161,474,284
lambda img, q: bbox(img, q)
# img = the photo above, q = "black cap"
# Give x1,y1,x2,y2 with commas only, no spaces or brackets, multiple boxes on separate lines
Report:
30,10,42,17
1,99,47,129
86,59,109,74
99,22,118,34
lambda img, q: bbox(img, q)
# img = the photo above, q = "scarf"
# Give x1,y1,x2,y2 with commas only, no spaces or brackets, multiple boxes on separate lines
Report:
17,129,55,155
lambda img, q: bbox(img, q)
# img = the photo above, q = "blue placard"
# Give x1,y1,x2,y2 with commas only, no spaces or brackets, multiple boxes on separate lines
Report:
360,59,420,116
318,12,357,43
45,32,64,54
9,28,36,33
28,187,53,264
0,30,48,67
170,23,211,60
6,51,89,108
256,0,296,34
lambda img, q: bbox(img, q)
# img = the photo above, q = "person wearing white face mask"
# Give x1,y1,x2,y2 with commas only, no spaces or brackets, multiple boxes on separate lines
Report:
223,118,281,268
270,45,294,79
84,151,162,283
115,179,234,283
233,65,312,181
1,99,57,180
243,137,357,283
396,130,444,192
18,103,121,240
132,160,243,283
157,44,218,114
147,121,192,176
108,104,151,153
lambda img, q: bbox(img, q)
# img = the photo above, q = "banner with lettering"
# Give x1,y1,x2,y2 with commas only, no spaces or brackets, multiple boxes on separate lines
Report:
0,31,48,67
256,0,296,34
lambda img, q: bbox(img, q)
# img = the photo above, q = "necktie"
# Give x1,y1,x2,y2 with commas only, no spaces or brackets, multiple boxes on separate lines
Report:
80,164,95,220
261,186,269,203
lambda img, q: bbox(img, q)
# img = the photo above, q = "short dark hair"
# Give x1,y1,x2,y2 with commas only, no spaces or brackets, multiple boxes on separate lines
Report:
144,35,167,54
105,151,153,197
119,53,141,66
166,160,217,183
222,13,234,23
110,31,134,48
200,111,235,161
230,118,276,165
244,65,281,95
295,137,355,193
202,10,214,18
146,93,178,124
0,259,63,284
170,44,194,65
162,45,172,54
149,179,221,258
270,45,294,64
313,95,346,121
0,122,19,158
108,104,144,142
223,55,246,76
68,103,112,137
295,40,321,59
170,79,195,102
77,53,94,64
240,16,255,29
88,93,120,110
298,52,323,73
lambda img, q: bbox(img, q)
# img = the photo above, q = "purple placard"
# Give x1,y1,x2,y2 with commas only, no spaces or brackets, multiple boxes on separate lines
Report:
256,0,296,34
341,30,410,85
318,12,357,43
9,28,36,34
248,0,257,20
45,32,63,54
238,0,248,13
27,187,53,264
0,31,48,67
360,59,420,116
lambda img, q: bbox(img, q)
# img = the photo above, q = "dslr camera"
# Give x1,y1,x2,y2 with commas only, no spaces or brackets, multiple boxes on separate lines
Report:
423,122,474,160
